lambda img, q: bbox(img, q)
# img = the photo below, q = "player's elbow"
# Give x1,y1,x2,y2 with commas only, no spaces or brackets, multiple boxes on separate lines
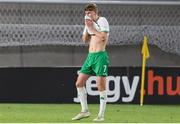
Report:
100,35,107,42
82,34,90,42
102,36,106,40
82,36,86,42
82,35,87,42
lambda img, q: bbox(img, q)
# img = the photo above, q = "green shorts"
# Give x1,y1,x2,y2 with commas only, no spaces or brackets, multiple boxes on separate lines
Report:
80,51,110,77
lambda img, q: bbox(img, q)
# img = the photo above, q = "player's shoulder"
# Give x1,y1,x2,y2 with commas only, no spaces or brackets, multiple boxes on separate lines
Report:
99,16,108,22
98,16,109,25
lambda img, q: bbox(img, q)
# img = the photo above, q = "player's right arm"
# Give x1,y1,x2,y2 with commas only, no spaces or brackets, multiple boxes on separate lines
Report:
82,31,91,43
82,25,91,43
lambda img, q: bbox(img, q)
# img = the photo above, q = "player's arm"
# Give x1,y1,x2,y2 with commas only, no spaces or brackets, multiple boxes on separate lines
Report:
82,31,91,43
82,25,91,43
89,29,108,42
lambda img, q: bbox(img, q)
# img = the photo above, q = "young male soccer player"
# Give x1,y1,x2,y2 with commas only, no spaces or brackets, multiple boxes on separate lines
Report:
72,3,110,122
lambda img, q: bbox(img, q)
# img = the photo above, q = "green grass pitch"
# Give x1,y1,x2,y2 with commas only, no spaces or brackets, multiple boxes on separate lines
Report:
0,104,180,123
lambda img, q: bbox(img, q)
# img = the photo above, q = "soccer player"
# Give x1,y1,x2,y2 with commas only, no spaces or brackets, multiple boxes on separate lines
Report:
72,3,110,122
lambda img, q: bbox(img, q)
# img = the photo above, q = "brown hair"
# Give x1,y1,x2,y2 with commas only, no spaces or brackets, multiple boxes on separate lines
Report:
84,3,98,13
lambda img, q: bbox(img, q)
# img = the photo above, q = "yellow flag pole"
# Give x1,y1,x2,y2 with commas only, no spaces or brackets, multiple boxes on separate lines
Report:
140,36,150,106
140,54,146,106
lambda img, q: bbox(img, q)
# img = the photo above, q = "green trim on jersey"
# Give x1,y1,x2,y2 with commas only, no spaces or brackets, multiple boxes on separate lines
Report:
101,30,109,33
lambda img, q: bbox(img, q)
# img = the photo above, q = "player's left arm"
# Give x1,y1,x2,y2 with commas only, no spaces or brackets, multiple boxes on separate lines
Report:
90,29,108,42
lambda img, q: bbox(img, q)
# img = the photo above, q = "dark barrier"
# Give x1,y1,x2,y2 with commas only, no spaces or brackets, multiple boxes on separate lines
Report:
0,67,179,104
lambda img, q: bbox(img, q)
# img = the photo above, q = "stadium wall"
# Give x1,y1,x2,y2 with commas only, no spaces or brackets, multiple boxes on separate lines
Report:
0,45,179,67
0,3,180,67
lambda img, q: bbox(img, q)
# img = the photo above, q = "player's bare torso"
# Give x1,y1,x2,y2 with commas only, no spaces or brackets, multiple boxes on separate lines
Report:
89,34,108,52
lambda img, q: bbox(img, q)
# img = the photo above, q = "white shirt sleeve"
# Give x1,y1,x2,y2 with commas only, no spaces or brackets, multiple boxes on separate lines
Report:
98,17,109,33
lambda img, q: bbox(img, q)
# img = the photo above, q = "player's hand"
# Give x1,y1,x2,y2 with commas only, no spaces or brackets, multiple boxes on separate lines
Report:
85,19,93,28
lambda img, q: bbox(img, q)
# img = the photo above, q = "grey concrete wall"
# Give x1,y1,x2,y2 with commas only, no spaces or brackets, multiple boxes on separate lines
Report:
0,45,179,67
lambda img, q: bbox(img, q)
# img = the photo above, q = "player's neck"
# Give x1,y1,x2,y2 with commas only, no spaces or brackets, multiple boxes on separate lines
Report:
94,15,99,22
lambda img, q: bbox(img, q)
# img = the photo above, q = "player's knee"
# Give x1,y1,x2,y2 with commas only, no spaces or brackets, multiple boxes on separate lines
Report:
96,82,100,88
97,82,105,91
76,81,84,87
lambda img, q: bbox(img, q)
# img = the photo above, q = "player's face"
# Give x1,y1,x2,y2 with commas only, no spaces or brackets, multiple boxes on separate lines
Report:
85,10,97,21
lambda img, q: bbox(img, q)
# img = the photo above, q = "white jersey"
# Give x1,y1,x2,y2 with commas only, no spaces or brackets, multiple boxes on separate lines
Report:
83,16,109,35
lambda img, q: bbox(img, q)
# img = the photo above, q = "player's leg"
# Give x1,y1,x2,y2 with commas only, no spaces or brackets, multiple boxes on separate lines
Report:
93,76,107,121
92,52,109,121
76,73,90,112
72,73,91,120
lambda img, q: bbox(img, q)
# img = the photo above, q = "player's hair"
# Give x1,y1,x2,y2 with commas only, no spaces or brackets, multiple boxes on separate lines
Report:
84,3,98,13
